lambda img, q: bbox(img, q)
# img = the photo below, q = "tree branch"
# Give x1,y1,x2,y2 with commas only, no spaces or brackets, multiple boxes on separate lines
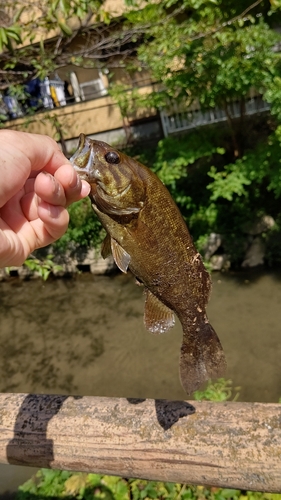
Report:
190,0,263,41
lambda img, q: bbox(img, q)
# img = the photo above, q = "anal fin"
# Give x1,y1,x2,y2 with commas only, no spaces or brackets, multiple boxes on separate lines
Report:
111,238,131,273
144,289,175,334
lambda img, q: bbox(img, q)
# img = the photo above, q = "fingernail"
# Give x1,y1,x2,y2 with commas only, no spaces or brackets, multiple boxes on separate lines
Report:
69,170,81,189
52,176,62,196
42,171,61,196
48,204,61,218
81,180,91,197
41,171,52,179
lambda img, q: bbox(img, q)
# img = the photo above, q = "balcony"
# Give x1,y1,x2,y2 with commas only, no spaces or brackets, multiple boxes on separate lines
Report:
2,72,158,151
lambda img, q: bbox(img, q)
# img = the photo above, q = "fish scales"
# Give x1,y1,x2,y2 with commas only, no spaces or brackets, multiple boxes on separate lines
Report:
70,134,226,394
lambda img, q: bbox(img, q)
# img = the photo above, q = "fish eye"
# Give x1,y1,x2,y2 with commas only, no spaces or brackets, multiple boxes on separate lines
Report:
105,151,120,164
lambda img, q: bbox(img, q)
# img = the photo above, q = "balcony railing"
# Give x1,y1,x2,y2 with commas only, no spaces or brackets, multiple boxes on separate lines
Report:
0,73,108,122
160,96,270,137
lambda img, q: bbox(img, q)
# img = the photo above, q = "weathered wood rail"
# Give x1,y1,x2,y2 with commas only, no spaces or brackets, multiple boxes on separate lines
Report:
0,393,280,492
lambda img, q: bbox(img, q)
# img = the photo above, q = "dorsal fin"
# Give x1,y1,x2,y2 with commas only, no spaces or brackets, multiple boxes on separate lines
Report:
111,238,131,273
144,289,175,334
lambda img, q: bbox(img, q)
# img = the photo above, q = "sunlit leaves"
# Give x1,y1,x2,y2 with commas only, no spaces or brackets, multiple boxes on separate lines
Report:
0,26,22,52
151,134,224,190
20,464,281,500
0,0,106,56
122,1,281,112
207,165,252,201
193,378,240,401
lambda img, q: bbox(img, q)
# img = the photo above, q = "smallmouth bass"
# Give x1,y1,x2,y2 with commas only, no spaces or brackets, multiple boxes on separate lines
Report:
70,134,226,394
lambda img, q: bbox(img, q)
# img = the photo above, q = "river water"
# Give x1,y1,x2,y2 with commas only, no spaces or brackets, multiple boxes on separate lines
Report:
0,268,280,494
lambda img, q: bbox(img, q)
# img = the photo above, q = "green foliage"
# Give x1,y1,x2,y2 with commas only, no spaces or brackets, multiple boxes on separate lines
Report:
23,254,63,280
125,125,281,265
207,165,252,202
116,0,281,161
44,123,281,267
152,134,225,187
17,469,72,497
1,0,105,49
122,0,281,108
193,378,240,402
208,129,281,200
0,26,22,52
148,130,224,209
18,468,281,500
53,198,105,252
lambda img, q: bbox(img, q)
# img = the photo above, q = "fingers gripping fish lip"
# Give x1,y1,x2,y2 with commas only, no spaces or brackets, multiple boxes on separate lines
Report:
70,133,101,183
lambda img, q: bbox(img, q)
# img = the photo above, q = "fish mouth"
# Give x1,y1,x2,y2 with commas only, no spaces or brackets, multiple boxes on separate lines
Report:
70,133,101,183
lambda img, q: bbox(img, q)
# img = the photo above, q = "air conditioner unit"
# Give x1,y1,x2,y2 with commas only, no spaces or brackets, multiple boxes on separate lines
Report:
79,78,108,100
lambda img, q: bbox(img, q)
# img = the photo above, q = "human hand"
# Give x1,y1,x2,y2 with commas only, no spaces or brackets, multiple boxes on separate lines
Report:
0,130,90,268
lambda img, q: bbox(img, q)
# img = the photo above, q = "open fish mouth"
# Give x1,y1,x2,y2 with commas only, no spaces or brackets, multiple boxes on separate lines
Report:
70,134,101,183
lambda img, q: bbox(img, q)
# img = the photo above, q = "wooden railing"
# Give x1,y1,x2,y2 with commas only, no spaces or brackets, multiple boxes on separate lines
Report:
0,393,280,492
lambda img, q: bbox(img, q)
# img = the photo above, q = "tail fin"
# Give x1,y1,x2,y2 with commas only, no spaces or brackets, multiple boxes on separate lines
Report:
179,320,227,395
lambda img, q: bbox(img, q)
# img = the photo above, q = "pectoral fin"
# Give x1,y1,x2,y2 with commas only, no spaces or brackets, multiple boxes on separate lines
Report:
111,238,131,273
144,289,175,334
101,233,112,259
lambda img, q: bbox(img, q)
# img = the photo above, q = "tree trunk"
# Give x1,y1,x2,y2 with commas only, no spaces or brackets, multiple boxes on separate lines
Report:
224,102,241,158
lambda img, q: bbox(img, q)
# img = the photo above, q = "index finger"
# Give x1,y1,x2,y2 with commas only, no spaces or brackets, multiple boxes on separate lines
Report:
0,130,69,208
0,130,68,173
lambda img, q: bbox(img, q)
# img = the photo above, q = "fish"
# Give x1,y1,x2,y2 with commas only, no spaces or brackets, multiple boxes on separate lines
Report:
70,133,226,394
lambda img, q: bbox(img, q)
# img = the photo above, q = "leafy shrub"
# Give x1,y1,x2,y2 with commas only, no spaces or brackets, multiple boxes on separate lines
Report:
193,378,240,402
24,254,63,280
51,125,281,267
53,198,105,253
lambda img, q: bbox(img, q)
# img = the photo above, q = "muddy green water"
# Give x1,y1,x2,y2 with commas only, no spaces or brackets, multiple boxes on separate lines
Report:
0,269,280,494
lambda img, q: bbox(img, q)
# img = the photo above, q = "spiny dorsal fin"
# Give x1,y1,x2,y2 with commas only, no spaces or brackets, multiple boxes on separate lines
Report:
101,233,112,259
111,238,131,273
144,289,175,334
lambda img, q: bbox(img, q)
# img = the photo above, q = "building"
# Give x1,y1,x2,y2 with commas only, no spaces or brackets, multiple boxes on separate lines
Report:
0,0,271,153
0,0,162,153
